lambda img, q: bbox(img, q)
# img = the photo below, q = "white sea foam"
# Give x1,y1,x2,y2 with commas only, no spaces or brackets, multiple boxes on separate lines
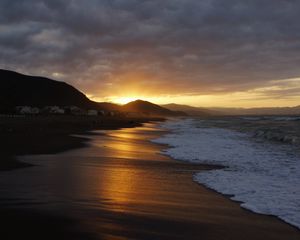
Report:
152,119,300,229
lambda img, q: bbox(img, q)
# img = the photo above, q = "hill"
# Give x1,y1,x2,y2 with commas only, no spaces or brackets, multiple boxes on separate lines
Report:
123,100,186,116
0,69,100,112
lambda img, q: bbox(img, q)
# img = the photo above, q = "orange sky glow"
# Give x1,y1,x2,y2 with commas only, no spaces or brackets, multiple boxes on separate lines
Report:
88,77,300,108
3,1,300,109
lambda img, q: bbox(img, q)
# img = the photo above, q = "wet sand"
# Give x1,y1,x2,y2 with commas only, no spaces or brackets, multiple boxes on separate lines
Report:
0,122,299,239
0,115,162,170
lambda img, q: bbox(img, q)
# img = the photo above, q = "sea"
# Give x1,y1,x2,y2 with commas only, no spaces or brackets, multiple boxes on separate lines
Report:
152,116,300,229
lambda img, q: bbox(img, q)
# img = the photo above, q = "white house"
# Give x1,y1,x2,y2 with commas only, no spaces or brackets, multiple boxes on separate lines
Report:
16,106,40,115
43,106,65,114
87,110,98,116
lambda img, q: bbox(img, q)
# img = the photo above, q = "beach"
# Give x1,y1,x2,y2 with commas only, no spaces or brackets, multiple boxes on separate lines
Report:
0,121,299,239
0,115,161,170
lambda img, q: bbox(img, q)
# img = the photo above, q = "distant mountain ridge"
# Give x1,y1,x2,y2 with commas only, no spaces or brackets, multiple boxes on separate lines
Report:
163,103,300,116
162,103,218,116
3,69,298,116
0,69,183,116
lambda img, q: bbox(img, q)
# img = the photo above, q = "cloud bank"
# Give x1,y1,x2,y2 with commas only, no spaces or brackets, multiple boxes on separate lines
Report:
1,0,300,101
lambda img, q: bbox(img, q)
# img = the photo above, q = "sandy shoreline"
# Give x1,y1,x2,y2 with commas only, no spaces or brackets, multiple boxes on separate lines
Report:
0,121,299,239
0,115,163,170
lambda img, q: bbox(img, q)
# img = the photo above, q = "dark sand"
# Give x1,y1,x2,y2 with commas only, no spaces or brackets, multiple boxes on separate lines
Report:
0,115,161,170
0,122,299,239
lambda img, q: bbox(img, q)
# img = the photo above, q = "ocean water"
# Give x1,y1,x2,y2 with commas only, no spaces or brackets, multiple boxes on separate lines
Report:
152,118,300,229
195,115,300,145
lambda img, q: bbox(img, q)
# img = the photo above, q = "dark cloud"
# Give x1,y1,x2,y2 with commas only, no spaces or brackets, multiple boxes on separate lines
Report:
1,0,300,98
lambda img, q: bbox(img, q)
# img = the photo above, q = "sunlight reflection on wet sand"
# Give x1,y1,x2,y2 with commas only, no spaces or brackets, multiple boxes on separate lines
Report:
1,122,299,239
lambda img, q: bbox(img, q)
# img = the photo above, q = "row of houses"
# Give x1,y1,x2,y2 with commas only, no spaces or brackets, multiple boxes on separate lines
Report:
15,106,123,117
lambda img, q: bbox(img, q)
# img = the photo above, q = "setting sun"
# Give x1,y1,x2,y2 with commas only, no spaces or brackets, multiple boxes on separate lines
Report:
111,96,142,105
98,95,164,105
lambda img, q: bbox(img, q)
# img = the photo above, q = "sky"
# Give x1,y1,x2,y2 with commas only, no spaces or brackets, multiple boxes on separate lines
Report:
1,0,300,107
